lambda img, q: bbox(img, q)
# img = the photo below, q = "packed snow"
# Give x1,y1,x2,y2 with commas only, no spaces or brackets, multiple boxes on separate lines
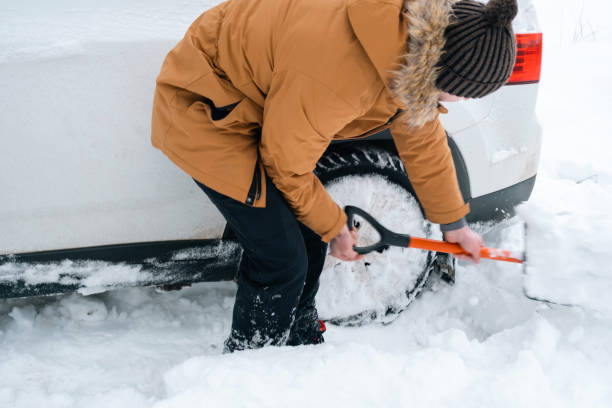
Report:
0,260,147,288
0,241,242,297
2,0,612,407
319,174,434,321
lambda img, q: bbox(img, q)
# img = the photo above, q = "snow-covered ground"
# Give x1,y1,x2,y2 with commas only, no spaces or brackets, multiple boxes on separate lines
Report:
2,0,612,407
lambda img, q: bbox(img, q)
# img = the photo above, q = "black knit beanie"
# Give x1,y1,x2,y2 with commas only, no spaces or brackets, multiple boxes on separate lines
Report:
436,0,518,98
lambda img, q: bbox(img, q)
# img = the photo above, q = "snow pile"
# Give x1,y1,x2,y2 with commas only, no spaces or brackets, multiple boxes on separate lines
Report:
515,0,612,314
518,176,612,313
4,264,611,407
0,284,236,408
153,313,584,408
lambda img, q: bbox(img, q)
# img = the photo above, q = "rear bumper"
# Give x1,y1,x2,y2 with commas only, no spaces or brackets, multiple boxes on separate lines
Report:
466,175,536,222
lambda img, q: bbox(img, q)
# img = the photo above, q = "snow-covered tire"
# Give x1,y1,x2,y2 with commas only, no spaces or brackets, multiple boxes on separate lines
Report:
315,144,439,326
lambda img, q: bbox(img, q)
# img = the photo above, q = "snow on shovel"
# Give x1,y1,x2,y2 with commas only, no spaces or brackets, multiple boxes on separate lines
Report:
345,205,524,264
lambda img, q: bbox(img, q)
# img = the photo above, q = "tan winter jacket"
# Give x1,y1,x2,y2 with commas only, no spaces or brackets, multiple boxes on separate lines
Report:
151,0,469,242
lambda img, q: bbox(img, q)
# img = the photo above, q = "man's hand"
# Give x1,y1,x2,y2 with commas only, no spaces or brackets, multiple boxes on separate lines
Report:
329,225,365,261
443,226,484,263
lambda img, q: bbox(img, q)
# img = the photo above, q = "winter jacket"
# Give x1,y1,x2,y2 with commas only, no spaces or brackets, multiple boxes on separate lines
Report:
151,0,469,242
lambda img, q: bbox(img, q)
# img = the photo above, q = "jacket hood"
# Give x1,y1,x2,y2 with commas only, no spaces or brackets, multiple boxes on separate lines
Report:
393,0,456,128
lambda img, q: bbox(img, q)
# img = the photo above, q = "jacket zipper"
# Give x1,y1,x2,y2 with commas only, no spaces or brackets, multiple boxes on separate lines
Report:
255,164,261,200
245,161,261,206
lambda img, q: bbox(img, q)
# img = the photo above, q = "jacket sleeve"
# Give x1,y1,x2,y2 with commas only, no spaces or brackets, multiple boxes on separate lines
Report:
390,109,470,224
260,70,356,242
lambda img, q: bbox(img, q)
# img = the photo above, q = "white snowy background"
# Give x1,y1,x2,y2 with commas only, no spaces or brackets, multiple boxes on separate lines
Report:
2,0,612,407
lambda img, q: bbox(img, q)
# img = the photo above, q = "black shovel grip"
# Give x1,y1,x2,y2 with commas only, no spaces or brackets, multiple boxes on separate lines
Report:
345,205,412,255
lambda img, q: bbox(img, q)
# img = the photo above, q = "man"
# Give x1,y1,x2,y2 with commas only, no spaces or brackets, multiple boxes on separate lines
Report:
151,0,518,351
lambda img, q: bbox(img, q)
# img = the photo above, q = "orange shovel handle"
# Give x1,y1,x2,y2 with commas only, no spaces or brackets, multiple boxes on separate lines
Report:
409,237,524,264
344,205,524,264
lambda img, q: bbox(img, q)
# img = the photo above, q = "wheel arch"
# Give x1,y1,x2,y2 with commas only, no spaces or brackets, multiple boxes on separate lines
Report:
322,131,472,210
334,134,536,223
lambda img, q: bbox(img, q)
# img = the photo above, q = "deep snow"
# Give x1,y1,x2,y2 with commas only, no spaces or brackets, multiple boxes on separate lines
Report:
2,0,612,407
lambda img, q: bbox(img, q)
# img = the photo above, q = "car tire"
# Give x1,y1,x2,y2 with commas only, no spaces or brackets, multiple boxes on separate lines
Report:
315,143,439,326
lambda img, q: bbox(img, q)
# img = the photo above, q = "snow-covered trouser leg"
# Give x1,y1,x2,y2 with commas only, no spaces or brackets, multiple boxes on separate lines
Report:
194,176,326,351
286,223,327,346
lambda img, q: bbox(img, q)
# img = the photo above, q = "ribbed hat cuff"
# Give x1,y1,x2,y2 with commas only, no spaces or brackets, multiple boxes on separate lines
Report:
436,68,507,98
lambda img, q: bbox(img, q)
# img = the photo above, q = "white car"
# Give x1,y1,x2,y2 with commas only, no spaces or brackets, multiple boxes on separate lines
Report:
0,0,542,323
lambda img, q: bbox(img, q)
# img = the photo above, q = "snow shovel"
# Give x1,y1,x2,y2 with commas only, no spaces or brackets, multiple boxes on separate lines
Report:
345,205,524,264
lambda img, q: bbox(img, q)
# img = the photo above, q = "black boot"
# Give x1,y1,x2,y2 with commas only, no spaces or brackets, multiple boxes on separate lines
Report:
286,310,326,346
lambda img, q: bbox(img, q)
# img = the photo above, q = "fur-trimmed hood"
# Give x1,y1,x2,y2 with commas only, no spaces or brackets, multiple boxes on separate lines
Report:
394,0,456,128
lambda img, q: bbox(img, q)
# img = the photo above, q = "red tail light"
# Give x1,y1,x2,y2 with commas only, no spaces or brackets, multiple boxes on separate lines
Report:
507,33,543,85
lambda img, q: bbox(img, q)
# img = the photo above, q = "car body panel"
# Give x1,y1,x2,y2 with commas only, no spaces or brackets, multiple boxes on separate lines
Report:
0,41,226,255
0,0,540,256
441,84,542,198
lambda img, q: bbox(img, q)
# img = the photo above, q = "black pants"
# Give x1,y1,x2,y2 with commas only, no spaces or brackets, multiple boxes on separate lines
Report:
194,177,328,351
